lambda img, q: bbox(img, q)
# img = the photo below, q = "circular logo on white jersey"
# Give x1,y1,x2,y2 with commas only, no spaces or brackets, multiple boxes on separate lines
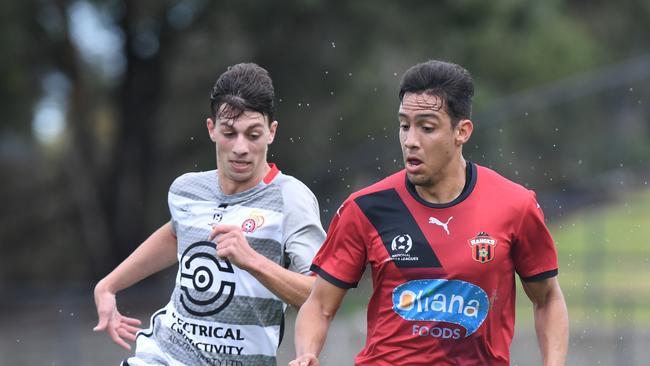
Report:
241,218,256,233
391,234,413,254
212,212,223,224
179,241,235,316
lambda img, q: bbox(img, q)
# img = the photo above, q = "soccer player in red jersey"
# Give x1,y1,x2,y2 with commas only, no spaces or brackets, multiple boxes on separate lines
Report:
290,60,569,366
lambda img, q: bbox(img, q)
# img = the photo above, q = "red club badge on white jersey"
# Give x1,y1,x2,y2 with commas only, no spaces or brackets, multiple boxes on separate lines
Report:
241,211,265,233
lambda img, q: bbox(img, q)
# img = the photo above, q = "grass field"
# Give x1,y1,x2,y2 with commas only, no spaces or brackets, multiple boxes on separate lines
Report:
517,187,650,326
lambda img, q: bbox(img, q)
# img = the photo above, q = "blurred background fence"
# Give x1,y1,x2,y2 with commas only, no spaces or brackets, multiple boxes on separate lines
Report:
1,0,649,364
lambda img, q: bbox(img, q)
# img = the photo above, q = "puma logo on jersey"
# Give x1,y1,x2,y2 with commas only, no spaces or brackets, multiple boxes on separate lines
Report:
428,216,453,235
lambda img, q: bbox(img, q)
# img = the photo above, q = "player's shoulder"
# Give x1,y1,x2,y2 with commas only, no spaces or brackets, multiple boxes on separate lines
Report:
169,170,217,194
475,164,535,200
271,171,320,209
330,170,405,220
273,171,311,191
348,170,406,202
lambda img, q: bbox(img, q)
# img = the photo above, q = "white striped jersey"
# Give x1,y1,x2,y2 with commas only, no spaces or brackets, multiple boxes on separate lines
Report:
124,164,325,366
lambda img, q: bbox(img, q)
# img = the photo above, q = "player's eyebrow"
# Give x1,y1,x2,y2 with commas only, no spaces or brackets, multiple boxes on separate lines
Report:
398,112,440,122
218,120,265,128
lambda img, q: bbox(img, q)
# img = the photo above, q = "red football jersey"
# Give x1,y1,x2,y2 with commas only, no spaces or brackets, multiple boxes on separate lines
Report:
311,162,558,366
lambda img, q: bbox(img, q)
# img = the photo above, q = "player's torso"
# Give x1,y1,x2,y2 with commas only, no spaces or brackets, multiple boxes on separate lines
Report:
354,174,518,365
172,193,286,314
153,172,287,365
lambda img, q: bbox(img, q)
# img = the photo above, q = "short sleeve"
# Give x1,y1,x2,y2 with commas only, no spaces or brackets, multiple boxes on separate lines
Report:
168,175,185,236
281,180,326,275
169,219,177,235
311,199,368,288
512,191,559,282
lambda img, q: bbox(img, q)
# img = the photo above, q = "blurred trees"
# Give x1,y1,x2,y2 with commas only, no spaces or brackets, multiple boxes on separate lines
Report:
0,0,648,284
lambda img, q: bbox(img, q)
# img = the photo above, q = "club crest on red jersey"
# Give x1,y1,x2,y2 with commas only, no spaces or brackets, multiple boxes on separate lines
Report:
469,232,497,263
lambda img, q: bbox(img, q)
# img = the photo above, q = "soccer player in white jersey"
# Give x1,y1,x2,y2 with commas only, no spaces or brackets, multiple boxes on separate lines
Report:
93,63,326,366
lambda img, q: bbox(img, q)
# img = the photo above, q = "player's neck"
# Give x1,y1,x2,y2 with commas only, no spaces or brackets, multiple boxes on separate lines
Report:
219,164,271,195
414,158,467,204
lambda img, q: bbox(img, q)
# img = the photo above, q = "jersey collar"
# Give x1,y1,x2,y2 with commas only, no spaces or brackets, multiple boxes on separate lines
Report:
404,161,477,208
263,163,280,184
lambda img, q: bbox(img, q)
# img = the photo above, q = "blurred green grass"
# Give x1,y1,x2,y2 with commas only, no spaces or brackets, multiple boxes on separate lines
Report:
517,188,650,326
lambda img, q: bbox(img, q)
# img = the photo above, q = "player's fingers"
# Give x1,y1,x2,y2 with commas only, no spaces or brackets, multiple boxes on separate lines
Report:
107,325,132,351
215,230,240,244
208,227,219,241
121,316,142,326
121,323,141,335
114,336,132,351
216,246,231,259
208,224,239,240
289,356,318,366
93,315,109,332
117,326,138,342
295,360,314,366
305,354,319,366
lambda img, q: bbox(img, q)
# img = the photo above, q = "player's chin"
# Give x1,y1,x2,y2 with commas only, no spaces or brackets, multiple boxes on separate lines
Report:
227,170,254,182
406,172,428,186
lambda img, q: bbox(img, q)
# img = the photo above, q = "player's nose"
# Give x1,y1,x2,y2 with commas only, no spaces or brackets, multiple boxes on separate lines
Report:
231,134,250,155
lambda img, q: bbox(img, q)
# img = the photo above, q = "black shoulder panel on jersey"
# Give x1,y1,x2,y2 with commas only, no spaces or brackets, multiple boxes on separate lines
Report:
354,188,441,268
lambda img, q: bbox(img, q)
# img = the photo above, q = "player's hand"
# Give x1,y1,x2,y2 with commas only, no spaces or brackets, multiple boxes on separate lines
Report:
288,354,320,366
209,224,261,271
93,282,142,350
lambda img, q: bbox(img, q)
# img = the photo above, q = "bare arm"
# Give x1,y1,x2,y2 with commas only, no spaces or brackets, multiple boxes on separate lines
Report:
209,224,314,308
246,255,315,308
521,277,569,366
93,222,178,349
95,222,178,293
289,276,348,366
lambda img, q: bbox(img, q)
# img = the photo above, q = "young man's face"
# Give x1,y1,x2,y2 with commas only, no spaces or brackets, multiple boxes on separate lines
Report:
398,92,470,187
207,106,277,193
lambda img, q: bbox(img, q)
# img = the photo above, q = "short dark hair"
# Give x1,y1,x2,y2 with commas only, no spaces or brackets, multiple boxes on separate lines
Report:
210,63,276,123
398,60,474,125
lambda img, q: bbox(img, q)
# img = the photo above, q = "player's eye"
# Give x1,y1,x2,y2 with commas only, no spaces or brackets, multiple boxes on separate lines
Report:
422,125,435,133
248,131,263,140
399,123,409,131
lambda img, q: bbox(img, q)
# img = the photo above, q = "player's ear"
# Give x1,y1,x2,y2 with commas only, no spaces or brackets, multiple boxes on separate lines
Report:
268,120,278,144
455,119,473,146
207,117,217,142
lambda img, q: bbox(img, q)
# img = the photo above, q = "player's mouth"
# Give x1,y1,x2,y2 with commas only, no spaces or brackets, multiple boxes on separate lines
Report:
405,157,424,173
230,160,252,172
